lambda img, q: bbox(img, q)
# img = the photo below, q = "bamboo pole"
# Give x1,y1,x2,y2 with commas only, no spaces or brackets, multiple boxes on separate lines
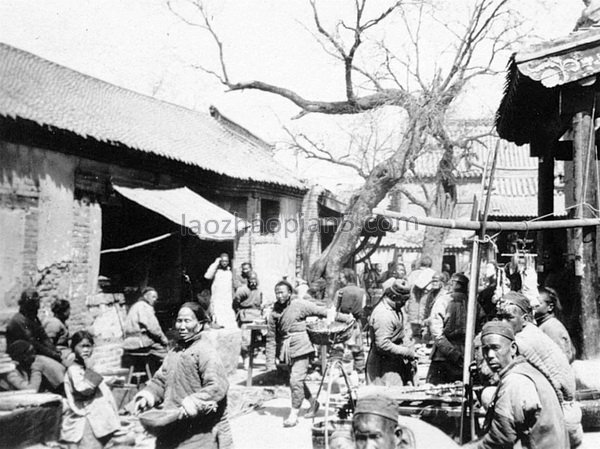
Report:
373,209,600,231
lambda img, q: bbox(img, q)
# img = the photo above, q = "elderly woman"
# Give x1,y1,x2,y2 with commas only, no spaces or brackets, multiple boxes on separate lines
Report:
134,302,232,449
266,280,353,427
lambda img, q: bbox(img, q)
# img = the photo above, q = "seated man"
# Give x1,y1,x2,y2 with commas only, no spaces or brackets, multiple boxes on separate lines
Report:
43,298,72,362
0,340,65,395
466,321,568,449
7,288,62,363
123,287,168,352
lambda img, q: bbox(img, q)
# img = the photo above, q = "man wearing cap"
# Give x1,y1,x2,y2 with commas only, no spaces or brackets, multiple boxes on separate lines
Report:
498,291,581,447
351,393,459,449
366,279,416,386
266,280,353,427
427,273,469,384
467,321,568,449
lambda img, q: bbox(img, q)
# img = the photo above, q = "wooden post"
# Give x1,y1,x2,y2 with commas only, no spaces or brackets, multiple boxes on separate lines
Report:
571,110,600,359
536,137,555,278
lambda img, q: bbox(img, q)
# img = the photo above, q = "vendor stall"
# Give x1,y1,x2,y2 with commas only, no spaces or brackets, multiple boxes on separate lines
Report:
0,390,63,448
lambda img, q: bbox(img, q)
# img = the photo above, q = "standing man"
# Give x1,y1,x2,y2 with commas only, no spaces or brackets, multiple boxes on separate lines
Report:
123,287,168,352
233,271,263,364
233,262,253,290
265,280,352,427
466,321,568,449
335,268,367,377
205,253,237,329
7,288,62,363
366,279,416,386
423,273,452,342
427,273,468,384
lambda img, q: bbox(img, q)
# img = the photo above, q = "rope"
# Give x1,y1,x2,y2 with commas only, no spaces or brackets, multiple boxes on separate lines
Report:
100,232,175,254
525,202,600,223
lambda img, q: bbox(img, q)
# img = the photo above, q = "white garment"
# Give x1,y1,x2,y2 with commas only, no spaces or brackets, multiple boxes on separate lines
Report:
413,267,436,290
205,261,237,328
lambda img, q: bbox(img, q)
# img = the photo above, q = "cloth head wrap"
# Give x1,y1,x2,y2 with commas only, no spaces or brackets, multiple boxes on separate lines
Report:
354,394,399,423
481,320,515,341
502,291,531,313
386,279,411,302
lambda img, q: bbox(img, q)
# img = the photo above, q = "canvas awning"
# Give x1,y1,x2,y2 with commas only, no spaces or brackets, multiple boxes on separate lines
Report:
113,185,247,241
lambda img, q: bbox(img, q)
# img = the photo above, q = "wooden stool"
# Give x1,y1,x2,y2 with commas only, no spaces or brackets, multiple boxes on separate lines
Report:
122,350,153,386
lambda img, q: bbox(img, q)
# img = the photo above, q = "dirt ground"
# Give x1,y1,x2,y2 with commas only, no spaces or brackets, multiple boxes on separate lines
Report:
229,395,600,449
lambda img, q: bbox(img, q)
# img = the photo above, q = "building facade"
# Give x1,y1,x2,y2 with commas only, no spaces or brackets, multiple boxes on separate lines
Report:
0,44,306,337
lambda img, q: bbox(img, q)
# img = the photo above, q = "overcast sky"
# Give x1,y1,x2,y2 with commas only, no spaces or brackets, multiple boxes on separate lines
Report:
0,0,582,188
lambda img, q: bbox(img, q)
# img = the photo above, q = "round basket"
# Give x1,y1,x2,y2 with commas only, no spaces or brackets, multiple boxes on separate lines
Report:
307,320,354,346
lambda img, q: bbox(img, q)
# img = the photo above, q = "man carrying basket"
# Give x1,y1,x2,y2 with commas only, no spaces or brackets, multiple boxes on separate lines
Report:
265,280,353,428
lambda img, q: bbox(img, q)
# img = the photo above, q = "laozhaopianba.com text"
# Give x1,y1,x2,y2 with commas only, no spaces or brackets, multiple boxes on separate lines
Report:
180,214,420,237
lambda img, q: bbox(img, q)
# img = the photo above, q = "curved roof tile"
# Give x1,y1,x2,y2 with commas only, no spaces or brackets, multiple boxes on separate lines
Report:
0,43,305,191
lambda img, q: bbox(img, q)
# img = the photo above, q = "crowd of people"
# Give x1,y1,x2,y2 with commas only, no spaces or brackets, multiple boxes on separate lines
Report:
0,251,586,448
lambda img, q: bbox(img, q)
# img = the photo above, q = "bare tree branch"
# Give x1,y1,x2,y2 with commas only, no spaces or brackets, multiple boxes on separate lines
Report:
396,186,429,212
283,127,370,178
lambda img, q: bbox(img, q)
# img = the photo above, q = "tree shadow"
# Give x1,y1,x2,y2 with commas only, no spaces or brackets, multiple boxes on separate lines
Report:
236,369,289,387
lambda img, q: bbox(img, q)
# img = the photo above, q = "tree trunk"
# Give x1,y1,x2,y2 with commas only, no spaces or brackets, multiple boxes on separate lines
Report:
421,150,457,273
421,226,450,273
309,117,427,304
308,164,398,303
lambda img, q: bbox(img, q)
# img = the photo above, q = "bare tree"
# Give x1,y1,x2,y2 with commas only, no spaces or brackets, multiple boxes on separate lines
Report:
168,0,522,294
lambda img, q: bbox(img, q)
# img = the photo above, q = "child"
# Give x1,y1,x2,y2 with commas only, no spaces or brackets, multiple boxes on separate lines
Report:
61,330,120,449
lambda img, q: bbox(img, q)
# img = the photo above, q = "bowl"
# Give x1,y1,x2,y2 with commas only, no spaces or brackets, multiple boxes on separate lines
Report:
138,409,180,436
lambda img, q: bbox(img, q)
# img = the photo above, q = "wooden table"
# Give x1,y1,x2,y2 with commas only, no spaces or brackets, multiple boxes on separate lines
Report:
242,323,268,387
357,384,484,437
0,391,63,447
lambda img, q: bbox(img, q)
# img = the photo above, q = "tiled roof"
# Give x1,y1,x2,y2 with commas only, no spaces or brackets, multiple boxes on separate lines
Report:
0,44,305,191
488,192,565,218
410,134,537,179
488,176,566,218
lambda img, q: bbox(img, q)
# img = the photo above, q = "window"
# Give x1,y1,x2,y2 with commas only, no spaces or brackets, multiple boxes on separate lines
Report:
260,198,280,235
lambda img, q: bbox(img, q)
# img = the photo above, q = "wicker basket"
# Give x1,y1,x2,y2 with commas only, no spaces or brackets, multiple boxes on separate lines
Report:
306,320,354,346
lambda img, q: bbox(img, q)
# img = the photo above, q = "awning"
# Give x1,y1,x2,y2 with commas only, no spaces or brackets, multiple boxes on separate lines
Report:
113,185,247,241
